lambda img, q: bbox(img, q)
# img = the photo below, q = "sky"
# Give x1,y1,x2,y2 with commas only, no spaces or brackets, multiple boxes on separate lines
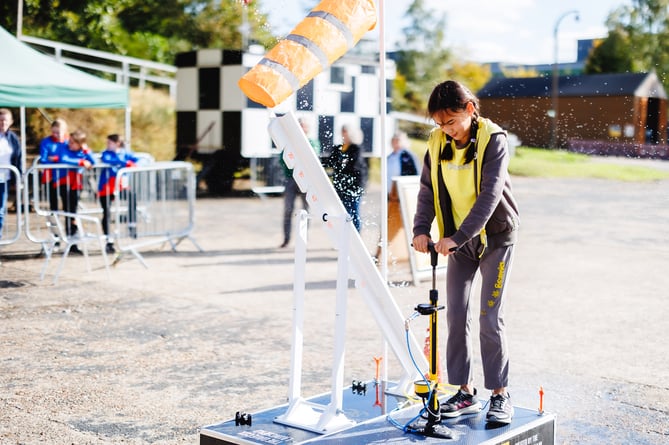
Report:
257,0,632,65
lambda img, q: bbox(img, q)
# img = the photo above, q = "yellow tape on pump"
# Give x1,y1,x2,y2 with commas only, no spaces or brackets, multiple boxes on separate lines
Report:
238,0,377,108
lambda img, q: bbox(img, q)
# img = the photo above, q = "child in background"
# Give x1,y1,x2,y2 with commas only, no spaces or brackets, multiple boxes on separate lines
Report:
38,118,69,213
98,134,139,253
57,129,95,253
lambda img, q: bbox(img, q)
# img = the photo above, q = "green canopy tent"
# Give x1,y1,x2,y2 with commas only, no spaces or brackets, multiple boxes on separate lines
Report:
0,25,129,171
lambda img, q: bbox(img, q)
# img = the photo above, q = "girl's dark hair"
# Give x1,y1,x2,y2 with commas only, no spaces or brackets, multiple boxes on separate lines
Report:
107,133,125,148
427,80,480,164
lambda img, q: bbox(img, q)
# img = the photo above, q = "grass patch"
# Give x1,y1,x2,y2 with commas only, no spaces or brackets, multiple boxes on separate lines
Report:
509,147,669,181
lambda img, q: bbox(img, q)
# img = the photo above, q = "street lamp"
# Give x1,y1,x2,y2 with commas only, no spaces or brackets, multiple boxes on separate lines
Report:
550,10,579,148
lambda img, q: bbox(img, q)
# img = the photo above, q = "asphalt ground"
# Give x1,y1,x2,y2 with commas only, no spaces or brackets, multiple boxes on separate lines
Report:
1,159,668,444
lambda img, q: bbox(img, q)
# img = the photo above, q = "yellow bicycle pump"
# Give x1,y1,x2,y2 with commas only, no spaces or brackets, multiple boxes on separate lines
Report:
408,242,452,439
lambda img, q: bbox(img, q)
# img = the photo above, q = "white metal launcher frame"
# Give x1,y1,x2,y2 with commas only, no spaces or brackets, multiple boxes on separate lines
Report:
268,112,427,435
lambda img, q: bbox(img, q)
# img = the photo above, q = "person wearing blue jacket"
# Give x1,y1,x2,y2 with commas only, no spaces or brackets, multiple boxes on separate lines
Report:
0,108,22,240
98,134,139,253
39,118,69,213
57,129,95,253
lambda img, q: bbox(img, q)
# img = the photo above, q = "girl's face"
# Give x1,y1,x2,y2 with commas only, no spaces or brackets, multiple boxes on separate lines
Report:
107,139,120,150
432,102,475,145
69,141,82,151
51,125,66,142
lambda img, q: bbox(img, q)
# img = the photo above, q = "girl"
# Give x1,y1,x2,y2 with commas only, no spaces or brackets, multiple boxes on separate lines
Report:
412,80,520,425
38,118,69,213
57,129,95,250
98,134,139,253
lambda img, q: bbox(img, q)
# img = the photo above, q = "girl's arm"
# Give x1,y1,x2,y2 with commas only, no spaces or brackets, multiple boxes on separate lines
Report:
412,149,436,238
455,133,508,243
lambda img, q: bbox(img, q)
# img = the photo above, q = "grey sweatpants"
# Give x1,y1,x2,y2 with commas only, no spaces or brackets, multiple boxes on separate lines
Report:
445,238,515,390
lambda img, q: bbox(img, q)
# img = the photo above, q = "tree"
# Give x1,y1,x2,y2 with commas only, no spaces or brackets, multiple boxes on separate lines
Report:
392,0,451,112
0,0,276,65
584,31,635,74
445,61,492,94
587,0,669,88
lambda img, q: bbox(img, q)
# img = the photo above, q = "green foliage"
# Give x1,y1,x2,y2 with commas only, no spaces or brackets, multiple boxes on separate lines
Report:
392,0,451,112
1,0,276,64
445,62,492,94
584,31,635,74
587,0,669,90
509,147,669,181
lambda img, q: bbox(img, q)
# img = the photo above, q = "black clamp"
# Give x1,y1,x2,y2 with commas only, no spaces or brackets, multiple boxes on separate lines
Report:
351,380,367,395
235,411,252,426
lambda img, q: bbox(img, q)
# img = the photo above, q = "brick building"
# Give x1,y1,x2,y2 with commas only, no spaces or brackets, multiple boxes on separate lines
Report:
477,72,667,152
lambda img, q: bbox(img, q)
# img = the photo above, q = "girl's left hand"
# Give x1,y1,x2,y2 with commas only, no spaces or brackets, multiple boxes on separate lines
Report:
434,237,458,256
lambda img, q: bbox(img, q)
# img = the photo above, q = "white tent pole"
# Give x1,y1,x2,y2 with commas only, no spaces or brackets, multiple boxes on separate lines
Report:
16,0,23,38
125,106,131,146
378,0,388,280
20,106,26,174
377,0,389,386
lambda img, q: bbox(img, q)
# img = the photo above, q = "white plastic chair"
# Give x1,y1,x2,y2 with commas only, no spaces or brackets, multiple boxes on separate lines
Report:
40,211,111,284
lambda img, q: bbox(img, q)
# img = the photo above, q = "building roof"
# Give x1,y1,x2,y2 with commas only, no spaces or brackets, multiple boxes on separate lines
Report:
478,72,667,100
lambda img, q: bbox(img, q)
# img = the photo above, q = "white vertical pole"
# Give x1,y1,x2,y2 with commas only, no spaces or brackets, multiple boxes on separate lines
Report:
241,1,249,51
378,0,388,280
16,0,23,38
19,107,26,175
377,0,390,386
125,106,132,146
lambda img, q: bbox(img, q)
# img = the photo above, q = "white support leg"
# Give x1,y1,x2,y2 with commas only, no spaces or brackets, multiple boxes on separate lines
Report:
287,209,308,403
275,213,355,434
315,216,355,433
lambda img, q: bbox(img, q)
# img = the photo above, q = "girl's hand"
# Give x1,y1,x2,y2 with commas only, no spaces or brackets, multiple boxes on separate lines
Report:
434,237,458,256
412,234,431,253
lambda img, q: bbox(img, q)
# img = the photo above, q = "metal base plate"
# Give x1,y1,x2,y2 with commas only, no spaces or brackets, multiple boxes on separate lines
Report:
200,381,555,445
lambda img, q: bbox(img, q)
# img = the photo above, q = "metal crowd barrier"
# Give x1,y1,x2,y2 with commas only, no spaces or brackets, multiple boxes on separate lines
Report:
25,162,107,244
110,161,201,266
0,164,22,245
23,159,200,267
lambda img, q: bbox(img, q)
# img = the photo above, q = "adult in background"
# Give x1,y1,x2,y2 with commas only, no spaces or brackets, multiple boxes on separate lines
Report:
376,131,420,260
387,131,420,192
279,117,320,248
412,80,520,425
321,124,367,232
0,108,21,241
